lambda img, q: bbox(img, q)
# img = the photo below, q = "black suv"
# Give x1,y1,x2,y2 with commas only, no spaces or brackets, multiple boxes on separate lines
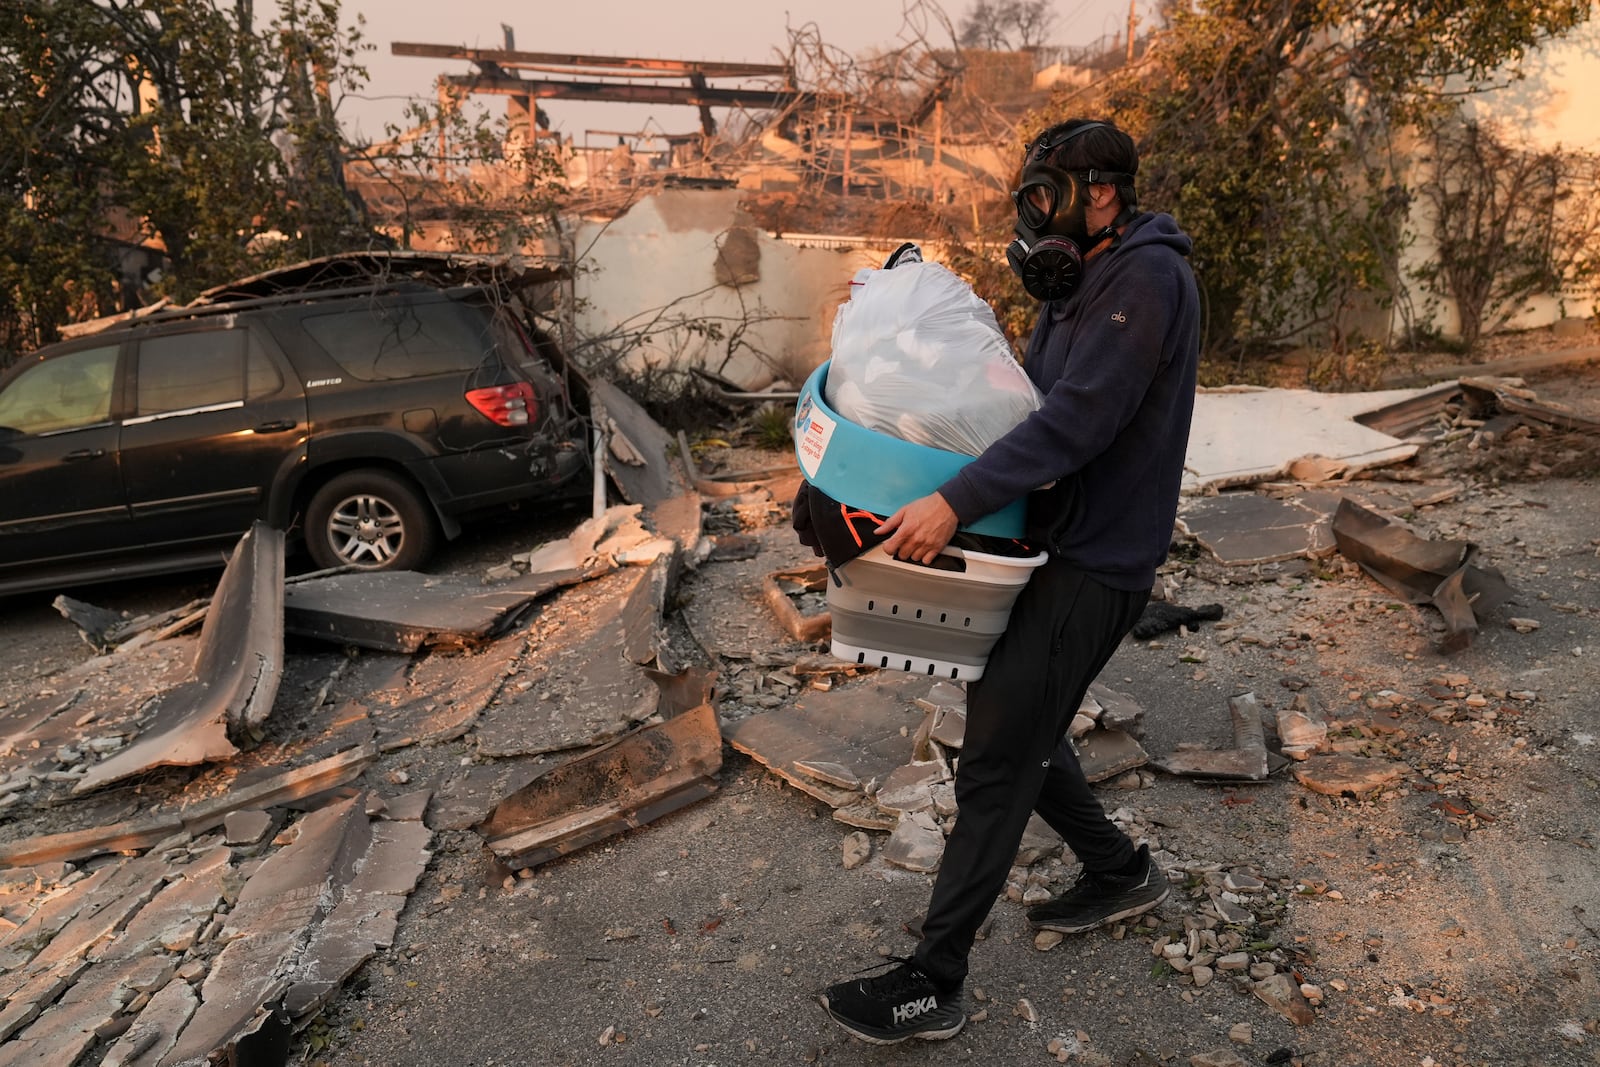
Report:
0,253,591,596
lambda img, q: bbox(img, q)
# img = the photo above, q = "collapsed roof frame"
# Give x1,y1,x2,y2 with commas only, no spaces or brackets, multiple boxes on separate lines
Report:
391,42,801,138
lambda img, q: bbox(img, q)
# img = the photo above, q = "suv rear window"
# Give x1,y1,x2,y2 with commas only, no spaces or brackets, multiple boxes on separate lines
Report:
299,297,494,381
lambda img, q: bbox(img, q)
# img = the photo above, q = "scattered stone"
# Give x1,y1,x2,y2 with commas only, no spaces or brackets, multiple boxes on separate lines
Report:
1292,755,1408,797
1276,693,1328,760
1227,1022,1252,1045
881,812,945,873
1507,617,1540,633
1034,930,1064,951
222,809,274,847
1223,872,1265,894
841,831,872,870
1015,997,1038,1023
1254,973,1316,1025
1190,1051,1247,1067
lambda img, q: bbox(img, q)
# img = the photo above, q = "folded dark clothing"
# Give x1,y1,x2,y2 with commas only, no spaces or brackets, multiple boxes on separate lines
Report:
791,481,1036,579
1131,600,1225,640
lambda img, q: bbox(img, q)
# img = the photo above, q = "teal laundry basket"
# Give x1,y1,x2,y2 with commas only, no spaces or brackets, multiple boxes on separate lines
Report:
793,361,1027,539
793,361,1047,680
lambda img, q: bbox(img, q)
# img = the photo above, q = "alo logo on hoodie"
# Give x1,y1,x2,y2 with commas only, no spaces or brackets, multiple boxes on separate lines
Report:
1111,310,1127,323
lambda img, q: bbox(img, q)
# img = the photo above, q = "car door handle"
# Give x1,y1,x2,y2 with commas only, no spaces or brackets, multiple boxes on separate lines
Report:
63,448,106,461
254,419,297,433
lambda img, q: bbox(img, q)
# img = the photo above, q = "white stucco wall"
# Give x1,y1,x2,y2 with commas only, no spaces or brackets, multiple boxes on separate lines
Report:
569,189,927,389
1392,18,1600,340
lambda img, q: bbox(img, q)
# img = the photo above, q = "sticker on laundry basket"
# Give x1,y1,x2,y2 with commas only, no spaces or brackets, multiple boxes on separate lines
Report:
795,393,835,480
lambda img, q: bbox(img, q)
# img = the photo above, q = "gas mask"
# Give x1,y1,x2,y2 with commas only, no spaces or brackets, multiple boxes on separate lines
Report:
1005,122,1134,301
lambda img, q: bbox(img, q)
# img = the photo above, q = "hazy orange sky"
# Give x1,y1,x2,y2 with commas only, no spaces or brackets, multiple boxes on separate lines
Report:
331,0,1146,141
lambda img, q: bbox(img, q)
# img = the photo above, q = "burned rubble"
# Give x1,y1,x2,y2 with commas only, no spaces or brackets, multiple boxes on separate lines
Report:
0,367,1596,1065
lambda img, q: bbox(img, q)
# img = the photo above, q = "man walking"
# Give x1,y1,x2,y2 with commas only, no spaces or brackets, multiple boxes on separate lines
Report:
818,118,1202,1044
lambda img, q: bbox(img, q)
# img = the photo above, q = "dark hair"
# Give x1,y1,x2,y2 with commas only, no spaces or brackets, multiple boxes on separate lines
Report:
1030,118,1140,209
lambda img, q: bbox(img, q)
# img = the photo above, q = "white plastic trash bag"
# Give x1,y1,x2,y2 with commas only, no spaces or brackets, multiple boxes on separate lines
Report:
825,255,1041,456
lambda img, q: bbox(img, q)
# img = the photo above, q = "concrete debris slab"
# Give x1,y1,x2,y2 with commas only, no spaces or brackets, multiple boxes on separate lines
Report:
641,492,704,565
1088,682,1146,737
107,848,231,960
1178,493,1339,566
1330,497,1515,652
1278,693,1329,760
882,810,945,873
706,533,762,561
722,673,934,807
793,760,861,789
0,855,162,988
590,378,694,506
162,792,431,1065
1,955,159,1066
381,788,433,823
98,974,197,1067
0,813,183,870
72,524,285,795
1184,386,1427,492
475,561,669,758
1153,692,1271,781
874,761,949,814
1292,754,1409,797
223,810,275,846
1076,727,1150,783
0,638,194,787
178,744,376,837
832,799,898,831
762,565,831,643
431,762,542,833
928,707,966,749
519,503,645,571
283,816,433,1017
283,564,601,653
341,642,502,752
477,699,722,871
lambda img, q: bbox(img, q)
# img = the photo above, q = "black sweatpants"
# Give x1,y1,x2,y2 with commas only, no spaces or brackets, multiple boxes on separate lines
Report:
911,556,1148,987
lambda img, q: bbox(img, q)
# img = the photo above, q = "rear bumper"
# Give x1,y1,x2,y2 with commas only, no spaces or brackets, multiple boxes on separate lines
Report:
420,438,590,517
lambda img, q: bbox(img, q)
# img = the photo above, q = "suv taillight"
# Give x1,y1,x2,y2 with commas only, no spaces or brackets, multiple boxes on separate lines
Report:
466,382,537,426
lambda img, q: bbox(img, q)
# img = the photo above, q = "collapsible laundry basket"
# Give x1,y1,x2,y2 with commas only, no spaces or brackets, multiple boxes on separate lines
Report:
794,362,1047,680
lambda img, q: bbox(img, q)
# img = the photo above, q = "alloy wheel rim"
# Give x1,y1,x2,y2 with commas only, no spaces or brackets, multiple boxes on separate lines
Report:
326,493,405,566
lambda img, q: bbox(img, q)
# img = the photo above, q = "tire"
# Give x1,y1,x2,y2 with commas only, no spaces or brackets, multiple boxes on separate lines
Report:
303,469,439,572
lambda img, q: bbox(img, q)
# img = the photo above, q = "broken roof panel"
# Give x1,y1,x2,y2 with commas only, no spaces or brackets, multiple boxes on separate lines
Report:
282,564,601,654
1184,386,1427,493
477,700,723,870
72,523,285,794
1330,497,1515,652
722,673,935,806
474,561,668,758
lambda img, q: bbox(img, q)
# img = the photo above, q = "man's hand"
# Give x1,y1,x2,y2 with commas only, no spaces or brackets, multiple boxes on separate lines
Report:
877,492,959,565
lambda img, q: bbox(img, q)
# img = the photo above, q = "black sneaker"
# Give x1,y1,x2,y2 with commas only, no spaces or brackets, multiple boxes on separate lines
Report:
818,957,965,1044
1027,843,1169,934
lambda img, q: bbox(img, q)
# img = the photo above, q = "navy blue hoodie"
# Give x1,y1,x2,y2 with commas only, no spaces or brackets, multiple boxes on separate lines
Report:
937,212,1200,592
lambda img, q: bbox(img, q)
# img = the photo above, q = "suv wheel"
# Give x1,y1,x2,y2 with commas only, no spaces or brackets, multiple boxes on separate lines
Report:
305,470,439,572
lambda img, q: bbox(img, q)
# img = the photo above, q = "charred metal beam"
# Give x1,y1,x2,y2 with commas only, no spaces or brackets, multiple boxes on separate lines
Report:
440,72,800,110
392,41,791,80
